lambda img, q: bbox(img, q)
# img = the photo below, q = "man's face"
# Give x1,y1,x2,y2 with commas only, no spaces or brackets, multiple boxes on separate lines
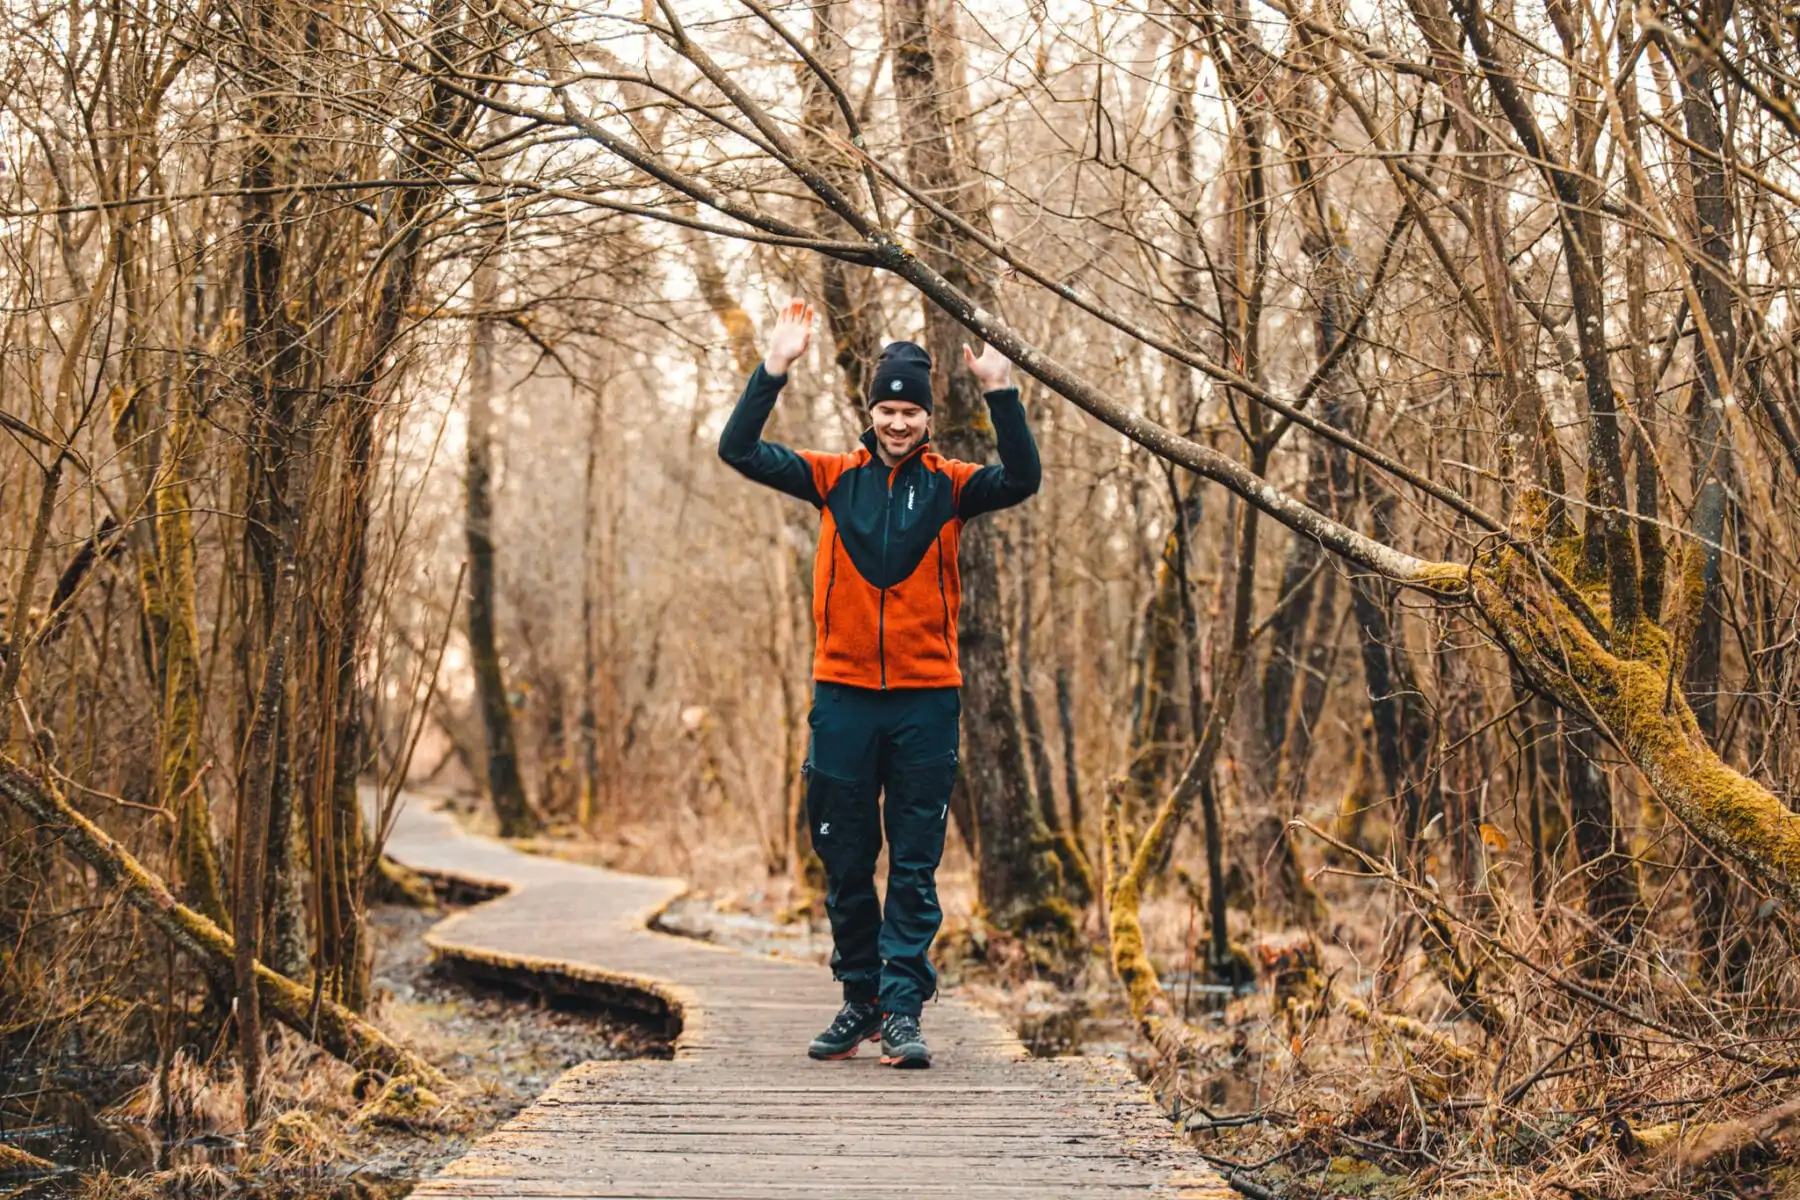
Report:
870,399,930,463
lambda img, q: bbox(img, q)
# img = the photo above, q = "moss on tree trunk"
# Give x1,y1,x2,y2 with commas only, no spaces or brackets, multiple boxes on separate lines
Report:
1469,558,1800,909
0,758,442,1085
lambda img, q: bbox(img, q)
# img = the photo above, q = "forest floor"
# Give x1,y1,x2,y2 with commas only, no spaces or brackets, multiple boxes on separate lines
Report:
0,897,663,1200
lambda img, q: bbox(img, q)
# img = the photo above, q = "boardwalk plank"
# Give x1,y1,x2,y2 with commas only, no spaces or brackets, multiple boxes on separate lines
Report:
381,795,1230,1200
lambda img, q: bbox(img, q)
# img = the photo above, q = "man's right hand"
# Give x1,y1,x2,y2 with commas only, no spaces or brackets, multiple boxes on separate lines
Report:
764,298,815,378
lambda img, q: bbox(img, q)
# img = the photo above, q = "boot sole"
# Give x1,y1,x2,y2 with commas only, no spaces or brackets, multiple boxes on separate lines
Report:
809,1031,881,1061
880,1051,932,1069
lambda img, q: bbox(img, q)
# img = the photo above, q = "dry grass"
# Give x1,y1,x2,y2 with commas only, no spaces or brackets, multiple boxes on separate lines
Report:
2,894,658,1196
1130,870,1800,1200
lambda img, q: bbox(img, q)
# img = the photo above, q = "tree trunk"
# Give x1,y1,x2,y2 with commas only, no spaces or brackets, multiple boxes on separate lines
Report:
1349,490,1439,853
1121,511,1195,839
110,211,232,937
1040,463,1088,864
161,405,237,940
1448,0,1639,625
1055,664,1084,859
1663,7,1742,977
1673,17,1736,743
236,0,327,1015
234,527,295,1124
1018,503,1093,904
1616,16,1666,624
232,0,311,1065
1275,566,1341,802
467,264,534,838
1561,717,1641,969
886,0,1069,936
1259,526,1319,769
315,0,488,1010
579,391,602,828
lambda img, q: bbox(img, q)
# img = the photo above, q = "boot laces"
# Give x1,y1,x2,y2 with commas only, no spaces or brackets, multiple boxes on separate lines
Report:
829,1000,876,1037
884,1013,922,1043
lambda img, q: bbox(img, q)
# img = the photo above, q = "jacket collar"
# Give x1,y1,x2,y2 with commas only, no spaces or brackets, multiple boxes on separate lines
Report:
860,428,931,469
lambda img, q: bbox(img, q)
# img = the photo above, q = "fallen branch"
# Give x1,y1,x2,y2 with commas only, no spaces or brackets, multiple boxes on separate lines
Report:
0,1144,60,1176
373,855,440,909
0,756,443,1086
1335,992,1481,1070
1298,817,1800,1073
1627,1094,1800,1172
1259,930,1481,1071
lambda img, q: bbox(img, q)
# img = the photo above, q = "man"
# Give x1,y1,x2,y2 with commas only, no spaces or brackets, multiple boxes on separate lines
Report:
717,298,1039,1069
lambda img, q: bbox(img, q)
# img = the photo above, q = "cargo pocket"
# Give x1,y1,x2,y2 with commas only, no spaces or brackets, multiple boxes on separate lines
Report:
804,763,880,881
884,751,958,874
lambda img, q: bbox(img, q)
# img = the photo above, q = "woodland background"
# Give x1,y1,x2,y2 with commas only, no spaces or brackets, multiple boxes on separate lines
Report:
3,0,1800,1194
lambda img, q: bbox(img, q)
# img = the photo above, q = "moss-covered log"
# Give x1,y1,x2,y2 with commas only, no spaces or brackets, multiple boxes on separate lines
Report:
1105,873,1206,1063
1466,558,1800,910
0,757,443,1086
1626,1094,1800,1169
0,1144,59,1176
1335,992,1480,1070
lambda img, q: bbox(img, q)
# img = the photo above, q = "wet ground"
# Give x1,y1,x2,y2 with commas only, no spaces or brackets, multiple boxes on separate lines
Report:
650,894,834,963
1,902,661,1199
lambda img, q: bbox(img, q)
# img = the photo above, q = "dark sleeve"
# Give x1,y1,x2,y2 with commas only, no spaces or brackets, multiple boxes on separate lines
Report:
716,365,824,506
956,387,1042,519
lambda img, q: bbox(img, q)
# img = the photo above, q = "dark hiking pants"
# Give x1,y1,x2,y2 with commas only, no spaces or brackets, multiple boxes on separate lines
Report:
805,681,959,1018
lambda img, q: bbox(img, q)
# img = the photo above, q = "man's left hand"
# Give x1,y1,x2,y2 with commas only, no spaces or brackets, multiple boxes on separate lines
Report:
962,341,1013,392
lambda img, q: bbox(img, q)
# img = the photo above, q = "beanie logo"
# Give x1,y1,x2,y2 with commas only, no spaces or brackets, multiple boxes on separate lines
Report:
890,379,903,393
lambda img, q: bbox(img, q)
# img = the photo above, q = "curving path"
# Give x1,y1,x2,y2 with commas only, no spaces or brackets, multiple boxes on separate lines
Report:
382,792,1232,1199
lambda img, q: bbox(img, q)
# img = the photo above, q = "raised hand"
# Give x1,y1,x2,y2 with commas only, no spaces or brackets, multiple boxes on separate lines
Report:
764,298,815,377
962,340,1013,392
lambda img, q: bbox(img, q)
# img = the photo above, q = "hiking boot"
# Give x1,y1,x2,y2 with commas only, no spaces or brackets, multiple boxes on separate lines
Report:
808,1000,882,1060
879,1012,931,1069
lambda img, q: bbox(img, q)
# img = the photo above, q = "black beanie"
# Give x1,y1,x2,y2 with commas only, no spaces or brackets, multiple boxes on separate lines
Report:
870,341,934,412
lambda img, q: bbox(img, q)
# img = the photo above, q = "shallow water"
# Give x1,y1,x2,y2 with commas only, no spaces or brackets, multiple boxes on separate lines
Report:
650,894,833,963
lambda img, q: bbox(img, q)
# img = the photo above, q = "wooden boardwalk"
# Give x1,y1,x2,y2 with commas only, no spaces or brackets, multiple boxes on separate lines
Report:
383,794,1231,1199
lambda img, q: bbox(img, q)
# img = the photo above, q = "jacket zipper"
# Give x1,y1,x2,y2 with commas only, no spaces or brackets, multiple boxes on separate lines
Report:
875,445,926,690
822,529,839,646
879,467,894,689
